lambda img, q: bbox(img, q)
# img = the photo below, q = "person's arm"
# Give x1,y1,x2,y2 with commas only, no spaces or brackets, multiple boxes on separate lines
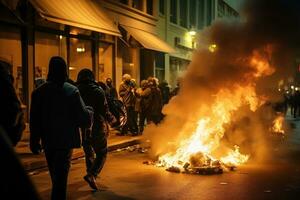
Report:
72,90,94,128
140,87,151,97
119,84,129,98
29,91,42,154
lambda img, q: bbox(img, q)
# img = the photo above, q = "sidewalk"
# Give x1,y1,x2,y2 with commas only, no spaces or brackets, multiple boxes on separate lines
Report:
16,130,142,172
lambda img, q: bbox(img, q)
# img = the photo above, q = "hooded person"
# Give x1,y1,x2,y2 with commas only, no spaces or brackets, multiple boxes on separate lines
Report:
135,80,148,133
0,60,25,146
30,56,93,200
119,74,138,135
77,69,115,190
106,78,118,100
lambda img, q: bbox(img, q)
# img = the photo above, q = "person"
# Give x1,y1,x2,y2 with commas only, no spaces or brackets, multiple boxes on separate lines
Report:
0,60,25,146
146,78,163,124
77,69,115,190
30,56,93,200
159,80,170,105
106,78,118,100
0,126,41,200
135,80,148,133
170,80,180,97
294,90,300,118
119,74,138,135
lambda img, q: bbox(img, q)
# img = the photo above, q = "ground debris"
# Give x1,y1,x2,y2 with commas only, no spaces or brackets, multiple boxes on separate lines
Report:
166,166,181,173
115,144,149,153
143,160,155,165
220,182,228,185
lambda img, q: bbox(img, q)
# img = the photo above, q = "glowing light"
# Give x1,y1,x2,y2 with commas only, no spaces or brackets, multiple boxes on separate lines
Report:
188,30,197,36
59,35,63,40
296,87,299,91
209,44,217,53
291,85,295,89
76,47,85,53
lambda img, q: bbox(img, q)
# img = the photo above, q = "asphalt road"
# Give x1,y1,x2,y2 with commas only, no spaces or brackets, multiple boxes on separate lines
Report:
31,118,300,200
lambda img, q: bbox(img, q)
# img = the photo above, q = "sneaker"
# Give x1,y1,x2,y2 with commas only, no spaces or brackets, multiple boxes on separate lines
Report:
84,174,98,190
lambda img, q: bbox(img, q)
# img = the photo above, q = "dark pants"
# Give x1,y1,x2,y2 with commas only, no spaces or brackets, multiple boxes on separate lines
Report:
122,106,138,134
138,112,146,133
45,149,73,200
82,130,107,177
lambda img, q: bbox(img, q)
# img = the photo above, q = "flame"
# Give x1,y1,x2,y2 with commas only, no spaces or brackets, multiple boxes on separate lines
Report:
157,49,274,170
271,116,285,134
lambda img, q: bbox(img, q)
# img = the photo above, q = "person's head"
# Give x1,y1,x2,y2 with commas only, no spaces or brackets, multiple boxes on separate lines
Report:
47,56,68,85
153,77,159,86
98,81,107,91
0,60,11,84
122,74,131,84
131,79,137,87
106,78,113,87
77,68,95,84
141,80,148,89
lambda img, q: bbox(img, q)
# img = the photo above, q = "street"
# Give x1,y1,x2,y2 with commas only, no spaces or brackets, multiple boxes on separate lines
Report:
31,116,300,200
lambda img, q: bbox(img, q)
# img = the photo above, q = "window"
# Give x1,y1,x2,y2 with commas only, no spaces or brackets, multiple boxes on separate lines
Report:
119,0,128,5
69,38,92,81
179,0,188,28
197,0,205,29
207,0,213,25
132,0,143,11
218,0,225,17
159,0,165,15
155,52,165,82
189,0,197,28
147,0,153,15
35,32,67,87
170,0,177,24
98,42,113,82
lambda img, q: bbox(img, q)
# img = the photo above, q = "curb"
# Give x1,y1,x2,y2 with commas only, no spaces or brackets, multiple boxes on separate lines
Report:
23,138,141,172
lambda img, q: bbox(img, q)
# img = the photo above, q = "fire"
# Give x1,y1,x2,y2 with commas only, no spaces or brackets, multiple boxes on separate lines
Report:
157,49,274,172
271,116,285,135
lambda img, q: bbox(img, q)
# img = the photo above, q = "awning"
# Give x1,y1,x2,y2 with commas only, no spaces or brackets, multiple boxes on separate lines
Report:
121,25,176,54
30,0,121,36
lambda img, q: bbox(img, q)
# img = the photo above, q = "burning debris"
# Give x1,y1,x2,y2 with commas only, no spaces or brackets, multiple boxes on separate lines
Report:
143,0,300,175
270,115,285,136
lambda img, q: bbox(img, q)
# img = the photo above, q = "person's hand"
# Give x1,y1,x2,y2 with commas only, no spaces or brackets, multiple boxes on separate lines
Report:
30,143,42,155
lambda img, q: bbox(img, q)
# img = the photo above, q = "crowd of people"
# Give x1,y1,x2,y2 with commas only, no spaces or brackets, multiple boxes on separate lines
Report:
0,56,180,200
278,90,300,118
118,74,171,135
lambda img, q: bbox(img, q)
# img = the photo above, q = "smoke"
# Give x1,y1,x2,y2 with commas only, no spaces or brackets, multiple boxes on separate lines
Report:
143,0,300,163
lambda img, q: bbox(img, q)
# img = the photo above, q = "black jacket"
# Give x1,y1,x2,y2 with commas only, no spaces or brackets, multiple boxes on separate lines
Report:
30,82,93,150
77,81,113,128
0,67,25,146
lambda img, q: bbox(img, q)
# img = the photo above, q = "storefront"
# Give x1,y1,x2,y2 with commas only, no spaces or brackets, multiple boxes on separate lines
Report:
0,0,120,131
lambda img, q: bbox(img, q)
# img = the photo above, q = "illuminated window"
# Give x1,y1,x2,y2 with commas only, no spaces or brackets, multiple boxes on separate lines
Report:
35,32,67,87
69,38,92,81
98,42,113,82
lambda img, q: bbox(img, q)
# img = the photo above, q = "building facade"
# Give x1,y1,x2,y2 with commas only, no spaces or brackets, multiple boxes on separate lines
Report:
156,0,239,88
0,0,176,140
